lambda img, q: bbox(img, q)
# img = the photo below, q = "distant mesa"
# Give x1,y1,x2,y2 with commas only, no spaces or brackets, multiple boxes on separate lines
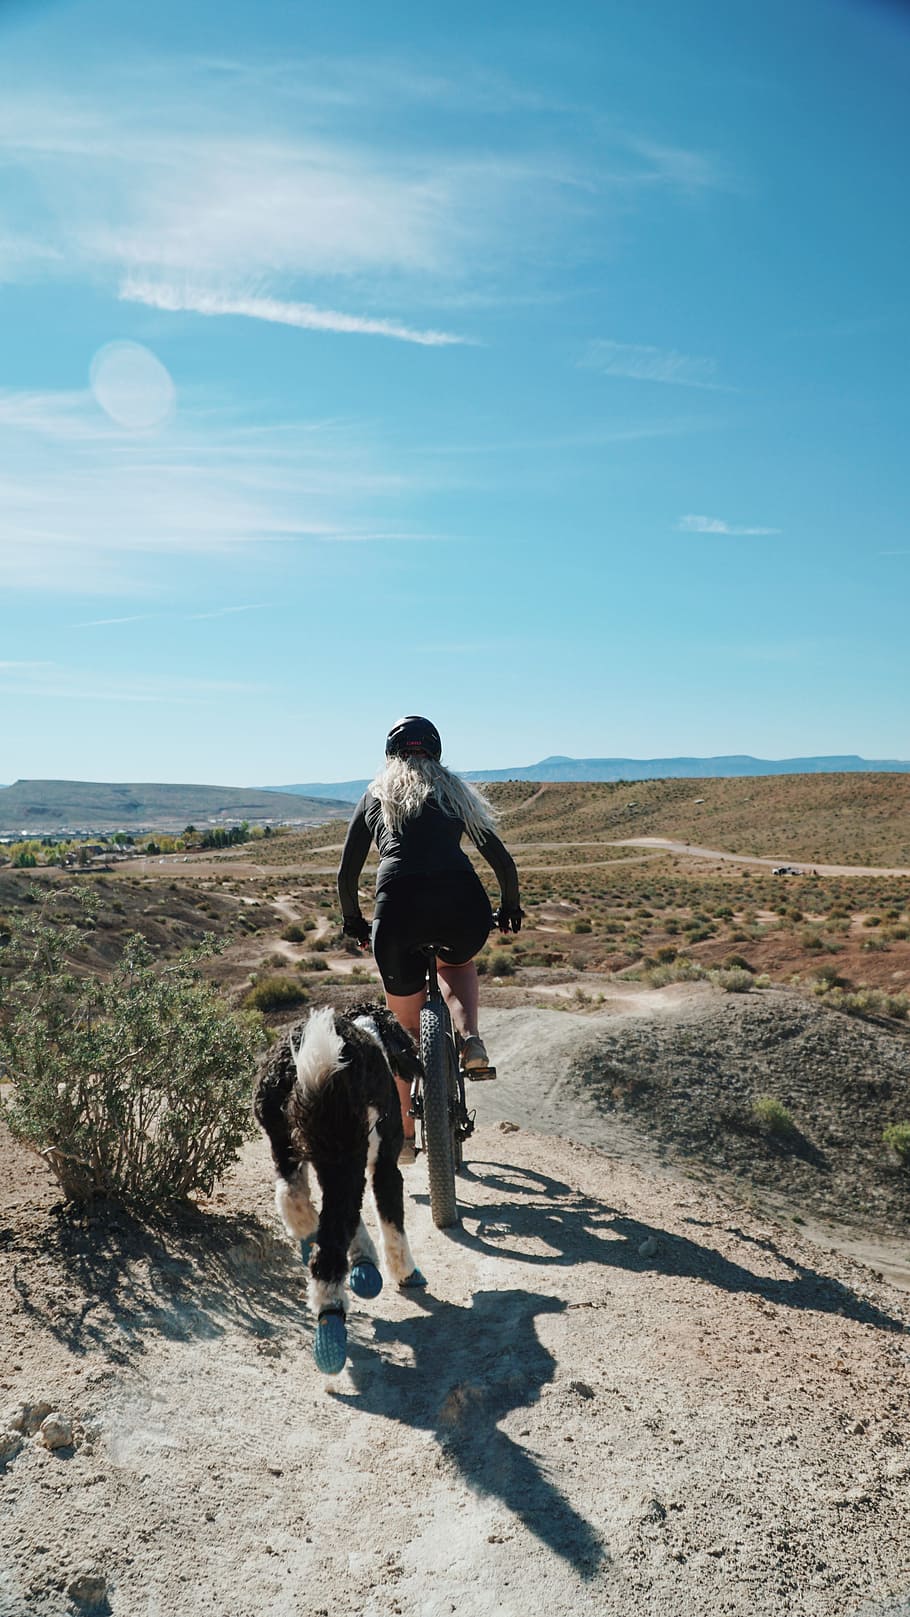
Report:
4,754,907,834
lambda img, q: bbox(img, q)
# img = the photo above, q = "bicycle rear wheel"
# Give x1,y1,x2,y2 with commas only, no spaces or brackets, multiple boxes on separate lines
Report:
419,993,458,1228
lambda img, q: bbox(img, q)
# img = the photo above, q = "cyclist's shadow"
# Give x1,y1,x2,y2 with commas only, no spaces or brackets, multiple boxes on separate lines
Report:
332,1287,606,1578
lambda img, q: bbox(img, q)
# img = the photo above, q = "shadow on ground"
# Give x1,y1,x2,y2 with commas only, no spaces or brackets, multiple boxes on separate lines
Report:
449,1160,907,1333
335,1286,607,1579
4,1201,307,1364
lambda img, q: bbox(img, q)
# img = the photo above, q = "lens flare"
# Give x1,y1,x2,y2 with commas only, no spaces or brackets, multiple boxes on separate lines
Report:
89,341,176,430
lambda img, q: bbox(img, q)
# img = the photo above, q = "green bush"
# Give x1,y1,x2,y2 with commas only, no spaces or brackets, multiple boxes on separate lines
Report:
751,1095,798,1137
813,983,908,1020
487,951,516,976
243,976,309,1012
710,967,755,993
281,923,308,943
642,958,706,987
572,919,592,934
0,904,261,1207
883,1122,910,1163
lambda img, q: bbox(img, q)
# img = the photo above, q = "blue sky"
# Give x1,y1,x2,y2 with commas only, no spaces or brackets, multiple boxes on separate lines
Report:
1,0,908,784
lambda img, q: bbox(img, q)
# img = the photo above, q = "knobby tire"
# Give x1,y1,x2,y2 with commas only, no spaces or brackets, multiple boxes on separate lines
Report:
419,995,458,1228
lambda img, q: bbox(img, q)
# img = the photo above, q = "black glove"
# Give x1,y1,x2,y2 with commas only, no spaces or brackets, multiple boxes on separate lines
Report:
494,905,524,934
342,914,372,948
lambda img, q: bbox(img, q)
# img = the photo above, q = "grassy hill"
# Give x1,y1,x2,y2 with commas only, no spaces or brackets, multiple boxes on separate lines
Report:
488,773,910,868
0,779,350,836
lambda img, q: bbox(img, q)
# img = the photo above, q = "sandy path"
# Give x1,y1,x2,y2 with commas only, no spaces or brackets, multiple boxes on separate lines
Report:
4,1119,909,1617
5,992,910,1616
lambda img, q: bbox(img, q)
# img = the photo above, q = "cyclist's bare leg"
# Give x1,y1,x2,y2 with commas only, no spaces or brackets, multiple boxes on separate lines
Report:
385,989,425,1136
436,959,479,1040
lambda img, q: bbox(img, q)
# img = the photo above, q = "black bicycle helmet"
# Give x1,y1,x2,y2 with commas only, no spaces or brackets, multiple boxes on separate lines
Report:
385,715,442,761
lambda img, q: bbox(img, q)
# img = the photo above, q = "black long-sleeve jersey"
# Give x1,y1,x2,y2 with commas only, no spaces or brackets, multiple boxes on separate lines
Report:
337,791,520,922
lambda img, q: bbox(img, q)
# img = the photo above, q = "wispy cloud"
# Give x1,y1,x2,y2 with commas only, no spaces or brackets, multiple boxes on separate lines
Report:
119,280,471,347
74,614,159,629
186,604,267,620
580,340,725,389
677,514,781,537
622,138,730,195
0,386,441,593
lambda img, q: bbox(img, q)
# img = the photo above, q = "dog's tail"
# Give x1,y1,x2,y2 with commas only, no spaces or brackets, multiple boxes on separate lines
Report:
292,1006,348,1092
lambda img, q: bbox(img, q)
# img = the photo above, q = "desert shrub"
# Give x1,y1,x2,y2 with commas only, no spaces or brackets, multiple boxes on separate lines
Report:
814,983,908,1020
641,958,706,987
487,951,516,976
304,955,330,971
751,1095,797,1137
812,963,847,989
0,905,261,1207
710,967,755,993
572,919,592,934
243,976,309,1012
281,923,307,943
883,1123,910,1163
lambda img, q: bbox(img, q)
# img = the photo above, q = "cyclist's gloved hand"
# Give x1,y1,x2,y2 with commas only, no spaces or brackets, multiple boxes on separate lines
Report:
343,914,372,948
494,905,524,934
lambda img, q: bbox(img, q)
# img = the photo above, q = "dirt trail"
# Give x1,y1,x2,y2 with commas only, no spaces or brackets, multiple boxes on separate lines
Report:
614,836,910,878
3,1009,910,1616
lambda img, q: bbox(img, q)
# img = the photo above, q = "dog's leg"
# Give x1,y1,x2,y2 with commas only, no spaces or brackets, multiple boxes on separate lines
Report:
347,1109,383,1269
275,1162,319,1245
371,1131,422,1285
308,1150,368,1320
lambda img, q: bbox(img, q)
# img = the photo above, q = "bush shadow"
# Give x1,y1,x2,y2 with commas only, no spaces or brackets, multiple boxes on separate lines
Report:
4,1199,307,1364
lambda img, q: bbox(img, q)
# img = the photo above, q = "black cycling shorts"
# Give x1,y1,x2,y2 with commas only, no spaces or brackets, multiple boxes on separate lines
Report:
371,870,494,996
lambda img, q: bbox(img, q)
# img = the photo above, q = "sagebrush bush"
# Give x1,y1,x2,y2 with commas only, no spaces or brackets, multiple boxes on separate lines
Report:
641,958,706,987
243,976,309,1012
883,1122,910,1163
751,1095,798,1137
0,901,262,1207
710,967,755,993
281,923,308,943
812,982,908,1021
486,951,516,976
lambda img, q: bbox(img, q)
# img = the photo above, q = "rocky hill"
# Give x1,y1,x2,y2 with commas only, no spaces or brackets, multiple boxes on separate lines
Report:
0,779,350,836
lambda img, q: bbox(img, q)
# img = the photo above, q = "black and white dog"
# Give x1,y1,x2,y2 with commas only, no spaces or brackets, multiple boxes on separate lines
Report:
253,1002,425,1367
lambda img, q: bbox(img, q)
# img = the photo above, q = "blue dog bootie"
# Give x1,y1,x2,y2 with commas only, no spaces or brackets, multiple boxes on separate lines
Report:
300,1238,313,1266
400,1268,428,1289
313,1308,348,1376
349,1260,383,1299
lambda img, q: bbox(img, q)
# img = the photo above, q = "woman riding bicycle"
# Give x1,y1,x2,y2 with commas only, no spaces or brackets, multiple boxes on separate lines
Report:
337,715,522,1149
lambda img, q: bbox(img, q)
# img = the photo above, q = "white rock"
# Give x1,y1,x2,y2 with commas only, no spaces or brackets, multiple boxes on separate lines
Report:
39,1412,73,1450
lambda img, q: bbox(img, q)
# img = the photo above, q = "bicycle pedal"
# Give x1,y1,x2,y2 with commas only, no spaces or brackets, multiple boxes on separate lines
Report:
464,1064,497,1081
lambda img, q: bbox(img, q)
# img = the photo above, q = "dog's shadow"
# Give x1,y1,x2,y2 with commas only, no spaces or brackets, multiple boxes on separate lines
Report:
333,1286,606,1578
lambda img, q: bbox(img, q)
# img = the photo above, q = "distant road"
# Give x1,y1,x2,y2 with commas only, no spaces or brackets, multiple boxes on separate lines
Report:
613,836,910,878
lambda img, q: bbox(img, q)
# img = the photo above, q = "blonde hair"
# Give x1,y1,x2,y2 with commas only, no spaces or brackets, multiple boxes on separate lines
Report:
369,754,497,844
